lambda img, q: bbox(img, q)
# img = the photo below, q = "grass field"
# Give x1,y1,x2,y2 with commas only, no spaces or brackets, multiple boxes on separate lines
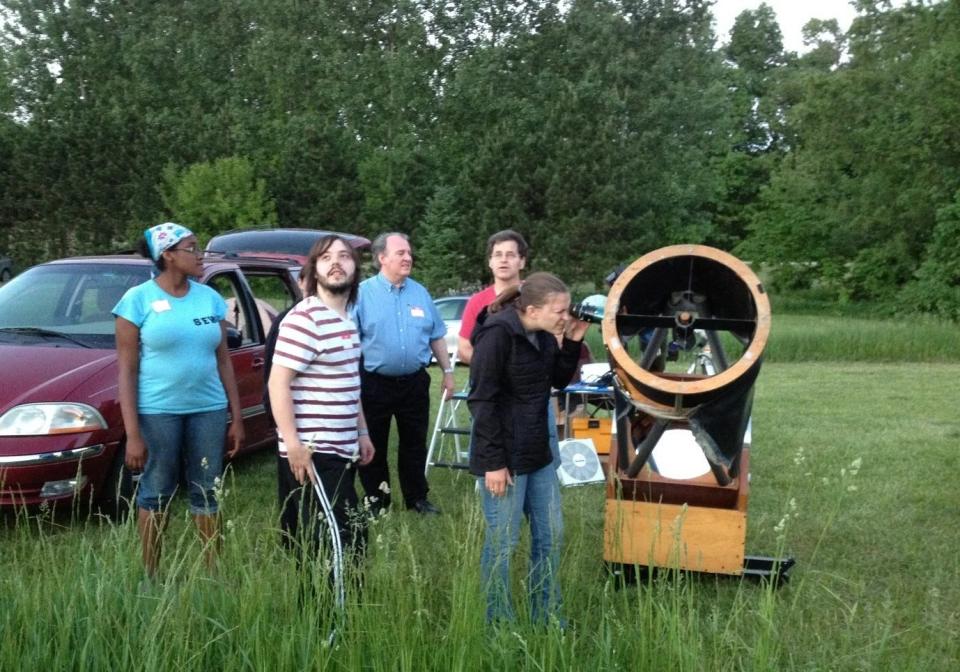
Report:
582,311,960,364
2,316,959,671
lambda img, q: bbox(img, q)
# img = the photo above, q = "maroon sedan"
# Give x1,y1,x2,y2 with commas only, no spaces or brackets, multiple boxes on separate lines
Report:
0,254,300,515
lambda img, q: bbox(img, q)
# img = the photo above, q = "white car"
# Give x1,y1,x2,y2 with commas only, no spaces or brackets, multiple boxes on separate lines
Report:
433,295,469,362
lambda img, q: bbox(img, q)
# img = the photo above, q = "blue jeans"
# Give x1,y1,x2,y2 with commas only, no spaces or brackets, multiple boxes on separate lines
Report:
479,462,564,624
547,399,560,469
137,409,228,515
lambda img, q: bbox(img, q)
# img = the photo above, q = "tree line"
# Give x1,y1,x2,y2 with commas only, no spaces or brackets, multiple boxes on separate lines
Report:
1,0,957,316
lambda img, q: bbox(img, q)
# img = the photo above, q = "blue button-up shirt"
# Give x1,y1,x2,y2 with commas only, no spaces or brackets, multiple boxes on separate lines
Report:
353,273,446,376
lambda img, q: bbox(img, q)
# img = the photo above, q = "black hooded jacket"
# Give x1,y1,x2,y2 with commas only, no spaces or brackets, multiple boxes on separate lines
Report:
467,305,581,476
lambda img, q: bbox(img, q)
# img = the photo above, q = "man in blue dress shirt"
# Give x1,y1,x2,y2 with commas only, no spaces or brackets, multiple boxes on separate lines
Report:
353,232,455,515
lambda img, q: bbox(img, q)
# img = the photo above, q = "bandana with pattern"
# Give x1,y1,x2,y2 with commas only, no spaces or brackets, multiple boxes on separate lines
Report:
145,223,193,261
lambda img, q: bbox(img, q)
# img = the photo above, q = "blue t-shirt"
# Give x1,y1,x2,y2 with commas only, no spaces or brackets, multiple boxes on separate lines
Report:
113,279,228,415
352,273,446,376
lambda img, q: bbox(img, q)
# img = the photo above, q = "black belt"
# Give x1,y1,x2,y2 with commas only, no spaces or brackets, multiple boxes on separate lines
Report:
363,367,425,383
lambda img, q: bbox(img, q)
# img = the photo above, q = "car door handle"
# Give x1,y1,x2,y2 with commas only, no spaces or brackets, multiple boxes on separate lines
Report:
252,357,265,369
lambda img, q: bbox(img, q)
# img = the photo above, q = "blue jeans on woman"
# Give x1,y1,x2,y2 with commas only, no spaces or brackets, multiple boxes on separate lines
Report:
479,462,563,624
547,399,560,468
137,408,228,515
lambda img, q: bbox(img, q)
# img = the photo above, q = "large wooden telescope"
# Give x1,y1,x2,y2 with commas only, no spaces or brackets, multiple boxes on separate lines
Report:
601,245,774,577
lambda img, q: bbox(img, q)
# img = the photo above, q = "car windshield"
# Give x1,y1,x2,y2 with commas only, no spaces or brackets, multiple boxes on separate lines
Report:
0,263,150,348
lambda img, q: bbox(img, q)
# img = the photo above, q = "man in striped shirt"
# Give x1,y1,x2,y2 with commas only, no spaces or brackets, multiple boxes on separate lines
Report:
268,235,374,603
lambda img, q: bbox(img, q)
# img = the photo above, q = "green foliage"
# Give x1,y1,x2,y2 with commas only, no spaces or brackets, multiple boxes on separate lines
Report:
725,3,786,93
845,235,913,303
746,1,960,307
799,18,844,70
0,52,18,247
435,0,733,282
712,3,789,250
358,144,433,236
414,185,469,294
899,190,960,319
159,157,277,244
0,0,958,316
261,118,364,233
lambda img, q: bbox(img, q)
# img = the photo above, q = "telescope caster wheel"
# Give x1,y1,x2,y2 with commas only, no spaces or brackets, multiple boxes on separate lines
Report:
606,562,651,588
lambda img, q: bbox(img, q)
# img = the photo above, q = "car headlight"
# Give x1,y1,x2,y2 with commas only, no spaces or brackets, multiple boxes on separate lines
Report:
0,403,108,436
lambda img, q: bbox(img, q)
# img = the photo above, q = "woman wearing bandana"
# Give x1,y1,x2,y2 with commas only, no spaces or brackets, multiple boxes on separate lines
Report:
114,223,244,580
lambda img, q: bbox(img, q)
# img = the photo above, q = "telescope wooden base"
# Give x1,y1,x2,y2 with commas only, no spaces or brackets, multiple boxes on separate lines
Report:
603,498,746,575
603,449,750,575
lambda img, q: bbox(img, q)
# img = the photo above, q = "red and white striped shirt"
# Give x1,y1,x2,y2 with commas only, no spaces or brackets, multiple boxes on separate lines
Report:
272,296,361,459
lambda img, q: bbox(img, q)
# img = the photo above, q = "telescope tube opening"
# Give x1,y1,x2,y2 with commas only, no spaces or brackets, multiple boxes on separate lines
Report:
602,245,771,483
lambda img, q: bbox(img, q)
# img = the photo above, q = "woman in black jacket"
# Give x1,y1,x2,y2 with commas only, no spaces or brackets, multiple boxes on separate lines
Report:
468,272,589,624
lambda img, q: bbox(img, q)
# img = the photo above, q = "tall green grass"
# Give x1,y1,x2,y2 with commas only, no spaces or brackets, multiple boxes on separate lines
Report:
765,313,960,362
3,361,959,670
582,311,960,363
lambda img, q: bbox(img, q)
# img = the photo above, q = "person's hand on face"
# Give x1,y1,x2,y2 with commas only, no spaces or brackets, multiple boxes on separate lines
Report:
565,317,590,341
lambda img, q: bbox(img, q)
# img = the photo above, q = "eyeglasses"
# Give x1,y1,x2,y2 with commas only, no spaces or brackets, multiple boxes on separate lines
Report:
171,245,202,255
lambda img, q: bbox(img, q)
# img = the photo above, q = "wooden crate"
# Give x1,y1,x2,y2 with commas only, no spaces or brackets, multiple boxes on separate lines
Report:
603,449,750,575
571,416,613,455
603,498,746,574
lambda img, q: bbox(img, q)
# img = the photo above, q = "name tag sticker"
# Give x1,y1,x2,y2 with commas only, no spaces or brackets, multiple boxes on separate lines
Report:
410,307,425,318
151,299,172,313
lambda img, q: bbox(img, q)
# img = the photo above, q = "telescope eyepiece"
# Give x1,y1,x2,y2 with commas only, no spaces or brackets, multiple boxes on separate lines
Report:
571,294,607,324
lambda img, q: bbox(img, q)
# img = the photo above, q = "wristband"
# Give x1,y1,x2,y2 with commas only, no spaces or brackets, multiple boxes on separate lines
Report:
358,428,369,437
443,367,454,374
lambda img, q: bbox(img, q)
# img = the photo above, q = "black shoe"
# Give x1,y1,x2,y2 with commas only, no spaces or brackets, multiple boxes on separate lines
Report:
410,499,441,515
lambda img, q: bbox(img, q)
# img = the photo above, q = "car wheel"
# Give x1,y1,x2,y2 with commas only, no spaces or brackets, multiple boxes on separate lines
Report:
96,443,136,521
0,269,10,284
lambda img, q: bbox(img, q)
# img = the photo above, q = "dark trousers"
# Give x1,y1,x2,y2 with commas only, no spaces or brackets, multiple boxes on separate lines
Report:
278,452,367,606
359,368,431,509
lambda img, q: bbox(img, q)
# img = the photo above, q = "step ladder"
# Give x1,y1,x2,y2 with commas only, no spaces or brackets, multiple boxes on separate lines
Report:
426,358,472,473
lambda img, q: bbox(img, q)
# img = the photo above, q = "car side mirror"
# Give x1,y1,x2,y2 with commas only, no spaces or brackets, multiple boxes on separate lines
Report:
226,327,243,349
